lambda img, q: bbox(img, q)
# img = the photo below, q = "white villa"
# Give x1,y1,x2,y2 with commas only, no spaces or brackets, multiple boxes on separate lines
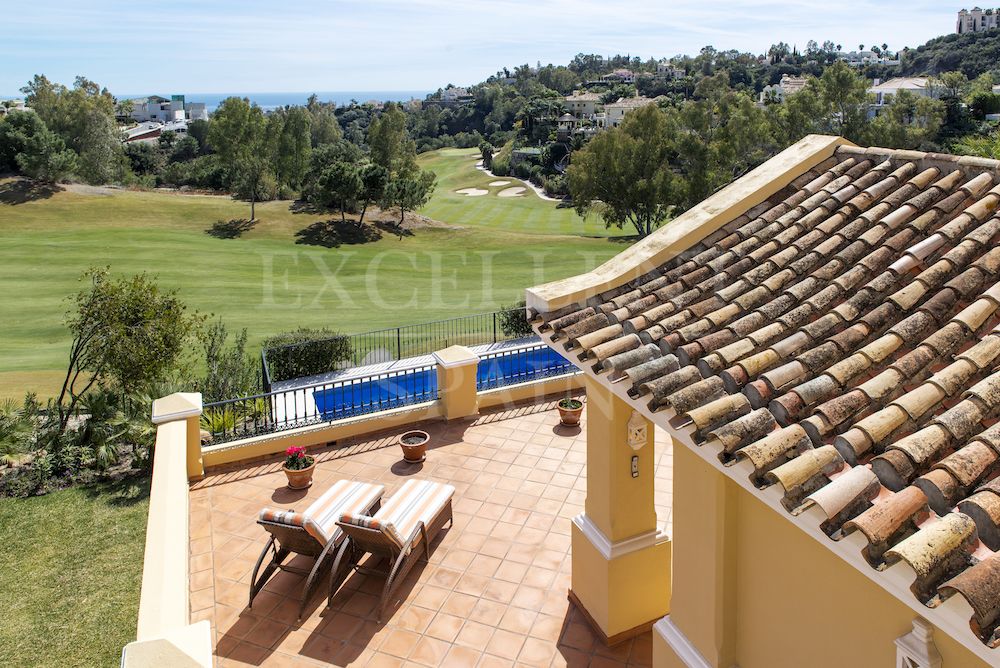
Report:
564,91,601,118
868,77,935,108
602,96,655,128
0,99,31,116
759,75,810,104
127,95,207,123
440,86,472,105
123,119,191,144
957,7,1000,34
656,60,686,80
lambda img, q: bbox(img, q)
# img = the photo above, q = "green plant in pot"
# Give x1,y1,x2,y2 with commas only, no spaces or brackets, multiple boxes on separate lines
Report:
557,394,584,426
282,445,316,489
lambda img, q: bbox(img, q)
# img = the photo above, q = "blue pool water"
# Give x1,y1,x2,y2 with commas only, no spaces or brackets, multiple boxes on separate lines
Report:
312,346,576,419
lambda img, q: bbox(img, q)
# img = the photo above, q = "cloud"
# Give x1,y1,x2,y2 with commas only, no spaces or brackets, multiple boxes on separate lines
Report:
1,0,957,95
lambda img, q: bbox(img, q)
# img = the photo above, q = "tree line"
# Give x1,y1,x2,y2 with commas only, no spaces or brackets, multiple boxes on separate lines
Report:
569,63,948,239
0,77,436,227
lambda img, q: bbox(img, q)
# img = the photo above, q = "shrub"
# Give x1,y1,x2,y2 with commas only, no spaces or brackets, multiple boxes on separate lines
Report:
498,301,534,338
198,319,260,402
491,156,510,176
543,174,569,197
263,328,353,382
0,462,50,498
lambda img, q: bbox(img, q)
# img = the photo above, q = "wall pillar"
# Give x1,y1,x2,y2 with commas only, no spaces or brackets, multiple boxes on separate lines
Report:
653,443,738,668
123,391,212,667
433,345,480,420
151,392,204,481
571,376,671,644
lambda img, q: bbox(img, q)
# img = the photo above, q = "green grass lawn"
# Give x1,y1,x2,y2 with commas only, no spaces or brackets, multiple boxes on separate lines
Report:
0,478,149,667
0,147,628,399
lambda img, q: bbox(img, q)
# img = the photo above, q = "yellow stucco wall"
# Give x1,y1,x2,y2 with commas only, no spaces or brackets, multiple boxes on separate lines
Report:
734,490,990,668
663,444,990,668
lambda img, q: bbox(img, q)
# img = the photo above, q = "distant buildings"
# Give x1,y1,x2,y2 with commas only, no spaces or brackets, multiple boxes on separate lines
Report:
0,99,32,117
956,7,1000,34
656,60,686,80
123,119,192,144
600,69,636,85
759,75,810,104
602,96,655,128
868,77,935,108
440,86,473,106
125,95,207,123
564,92,601,118
838,51,900,68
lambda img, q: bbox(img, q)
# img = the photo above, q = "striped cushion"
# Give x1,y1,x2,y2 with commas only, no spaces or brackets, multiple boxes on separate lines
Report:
373,479,455,546
259,479,384,545
338,512,407,550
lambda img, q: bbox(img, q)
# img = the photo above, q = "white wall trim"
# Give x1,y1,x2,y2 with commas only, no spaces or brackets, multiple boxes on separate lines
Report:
573,513,670,561
654,617,712,668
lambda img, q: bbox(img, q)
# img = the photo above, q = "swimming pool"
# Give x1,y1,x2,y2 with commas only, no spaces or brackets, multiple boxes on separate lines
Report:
312,345,577,419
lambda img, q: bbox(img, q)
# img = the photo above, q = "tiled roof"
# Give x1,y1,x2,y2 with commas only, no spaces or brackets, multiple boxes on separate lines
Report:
531,143,1000,651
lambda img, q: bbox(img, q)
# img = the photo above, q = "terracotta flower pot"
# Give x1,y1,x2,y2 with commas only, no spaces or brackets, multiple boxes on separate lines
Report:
399,430,430,463
282,461,316,489
558,399,584,426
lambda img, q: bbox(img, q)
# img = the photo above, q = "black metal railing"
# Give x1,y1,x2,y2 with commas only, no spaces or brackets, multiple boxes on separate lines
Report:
476,344,579,392
261,308,535,388
203,364,439,444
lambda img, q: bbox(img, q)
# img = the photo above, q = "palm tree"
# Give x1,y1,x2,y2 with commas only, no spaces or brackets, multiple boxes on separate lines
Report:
0,397,37,467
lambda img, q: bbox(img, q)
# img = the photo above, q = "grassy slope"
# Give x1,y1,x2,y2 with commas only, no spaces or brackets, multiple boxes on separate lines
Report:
0,479,149,667
0,148,625,398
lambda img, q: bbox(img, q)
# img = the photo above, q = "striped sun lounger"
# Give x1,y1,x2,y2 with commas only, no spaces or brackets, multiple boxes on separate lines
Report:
251,479,384,620
330,479,455,620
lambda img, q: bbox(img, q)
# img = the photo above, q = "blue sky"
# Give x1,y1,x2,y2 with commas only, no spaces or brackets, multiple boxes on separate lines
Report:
2,1,963,97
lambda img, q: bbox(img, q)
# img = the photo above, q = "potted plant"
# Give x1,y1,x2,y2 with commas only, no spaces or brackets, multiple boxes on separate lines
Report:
282,446,316,489
398,429,430,463
557,395,584,426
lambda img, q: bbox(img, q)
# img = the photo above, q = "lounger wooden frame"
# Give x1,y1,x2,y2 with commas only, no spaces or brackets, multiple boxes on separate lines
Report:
328,498,454,621
250,497,382,621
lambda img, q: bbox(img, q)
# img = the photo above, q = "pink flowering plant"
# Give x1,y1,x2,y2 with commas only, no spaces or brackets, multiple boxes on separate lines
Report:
283,446,314,470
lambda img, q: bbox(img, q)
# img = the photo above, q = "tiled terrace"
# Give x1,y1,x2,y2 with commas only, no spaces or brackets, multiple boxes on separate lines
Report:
189,395,673,667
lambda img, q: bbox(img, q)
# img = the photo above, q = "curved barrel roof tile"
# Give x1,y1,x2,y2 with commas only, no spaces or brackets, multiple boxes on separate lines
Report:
530,141,1000,651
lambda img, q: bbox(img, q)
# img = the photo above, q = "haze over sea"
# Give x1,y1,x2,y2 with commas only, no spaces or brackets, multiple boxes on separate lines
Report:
117,90,431,112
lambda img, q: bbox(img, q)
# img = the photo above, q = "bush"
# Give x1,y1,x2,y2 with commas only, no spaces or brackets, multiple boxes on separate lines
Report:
491,157,510,176
543,174,569,197
498,301,534,338
199,319,261,402
513,161,533,179
263,328,354,382
0,462,50,498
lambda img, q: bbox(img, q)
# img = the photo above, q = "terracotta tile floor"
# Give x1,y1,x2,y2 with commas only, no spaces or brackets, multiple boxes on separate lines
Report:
190,394,673,667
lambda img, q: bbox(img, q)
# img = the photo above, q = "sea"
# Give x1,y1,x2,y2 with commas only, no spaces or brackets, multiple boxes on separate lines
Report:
123,91,431,113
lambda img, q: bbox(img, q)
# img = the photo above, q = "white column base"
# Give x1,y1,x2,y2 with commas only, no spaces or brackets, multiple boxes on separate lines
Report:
572,513,670,559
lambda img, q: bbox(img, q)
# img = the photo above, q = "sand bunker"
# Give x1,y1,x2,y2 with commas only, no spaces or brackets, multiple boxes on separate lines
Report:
456,187,489,197
489,180,511,186
497,187,526,198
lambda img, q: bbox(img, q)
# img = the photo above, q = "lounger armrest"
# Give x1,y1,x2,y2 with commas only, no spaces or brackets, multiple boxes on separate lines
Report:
403,523,424,549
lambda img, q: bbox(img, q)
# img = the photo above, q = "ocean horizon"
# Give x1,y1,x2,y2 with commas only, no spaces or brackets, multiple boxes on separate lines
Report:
107,90,431,112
